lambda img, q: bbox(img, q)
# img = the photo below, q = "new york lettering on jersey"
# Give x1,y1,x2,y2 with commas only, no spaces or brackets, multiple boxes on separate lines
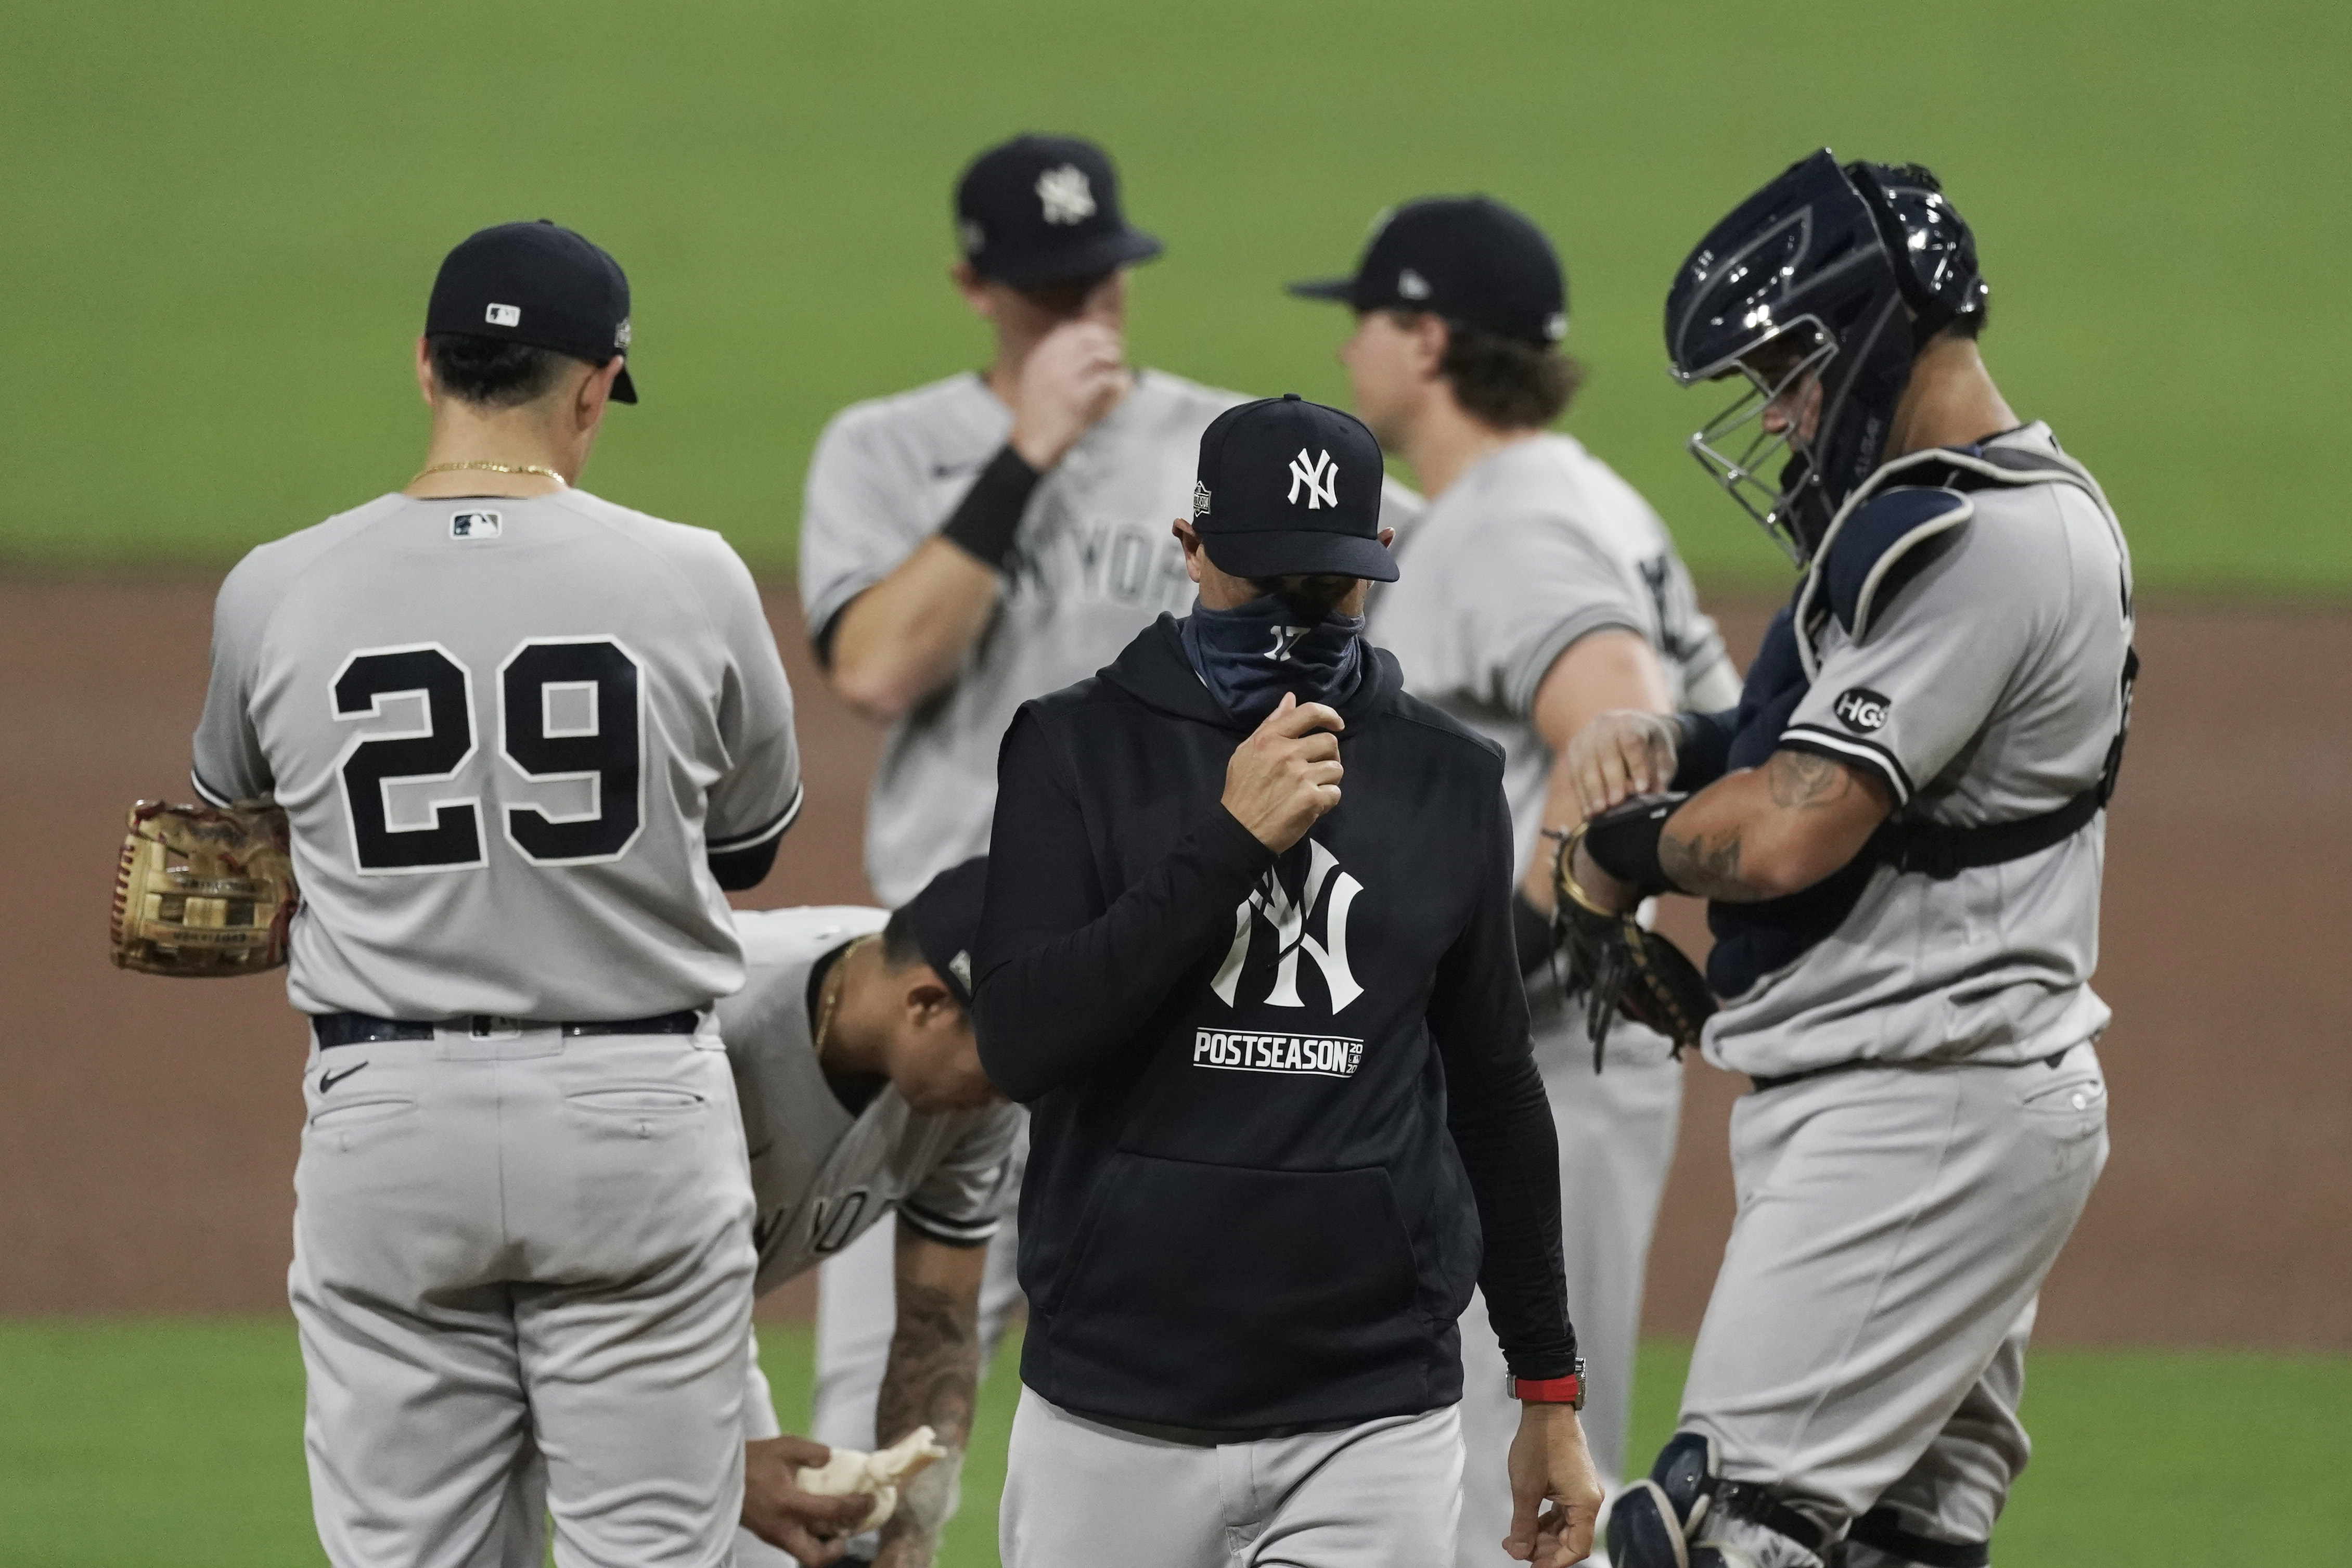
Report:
192,490,802,1021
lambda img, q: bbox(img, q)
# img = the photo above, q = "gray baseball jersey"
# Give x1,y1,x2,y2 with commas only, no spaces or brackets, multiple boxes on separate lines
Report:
799,369,1243,903
1708,424,2132,1077
192,489,801,1019
1370,432,1741,872
719,905,1021,1296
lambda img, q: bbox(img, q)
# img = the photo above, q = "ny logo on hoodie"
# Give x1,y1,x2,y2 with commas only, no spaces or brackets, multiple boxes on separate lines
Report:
1210,840,1364,1012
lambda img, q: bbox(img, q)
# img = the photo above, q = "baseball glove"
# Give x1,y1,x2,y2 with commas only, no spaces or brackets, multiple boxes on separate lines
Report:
1546,824,1714,1065
110,800,298,976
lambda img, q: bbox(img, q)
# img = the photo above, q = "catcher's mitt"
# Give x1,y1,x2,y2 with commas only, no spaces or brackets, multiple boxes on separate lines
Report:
110,800,298,976
1546,824,1714,1065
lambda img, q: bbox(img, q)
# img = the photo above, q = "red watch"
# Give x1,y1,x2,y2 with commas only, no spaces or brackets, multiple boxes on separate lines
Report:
1509,1357,1588,1409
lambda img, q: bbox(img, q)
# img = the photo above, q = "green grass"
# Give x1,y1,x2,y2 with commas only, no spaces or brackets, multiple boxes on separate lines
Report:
1,1321,2343,1564
3,1,2346,589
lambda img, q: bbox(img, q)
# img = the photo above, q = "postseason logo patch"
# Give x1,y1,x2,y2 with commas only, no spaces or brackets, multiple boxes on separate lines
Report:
1193,1028,1364,1079
1834,686,1892,733
449,510,502,541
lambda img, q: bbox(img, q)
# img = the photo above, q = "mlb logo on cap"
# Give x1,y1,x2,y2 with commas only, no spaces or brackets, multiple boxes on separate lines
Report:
485,303,521,327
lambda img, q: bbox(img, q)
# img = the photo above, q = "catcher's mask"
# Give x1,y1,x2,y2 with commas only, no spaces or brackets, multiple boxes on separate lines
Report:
1665,150,1988,564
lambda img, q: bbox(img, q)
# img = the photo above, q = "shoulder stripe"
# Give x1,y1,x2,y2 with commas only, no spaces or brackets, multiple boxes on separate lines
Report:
1780,725,1914,806
190,768,236,809
709,782,804,853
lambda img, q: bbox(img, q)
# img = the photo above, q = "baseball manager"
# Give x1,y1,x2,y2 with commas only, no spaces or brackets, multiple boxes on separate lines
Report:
974,395,1603,1567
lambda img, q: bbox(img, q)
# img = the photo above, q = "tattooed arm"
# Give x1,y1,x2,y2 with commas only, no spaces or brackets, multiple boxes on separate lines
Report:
1574,748,1893,908
871,1219,989,1568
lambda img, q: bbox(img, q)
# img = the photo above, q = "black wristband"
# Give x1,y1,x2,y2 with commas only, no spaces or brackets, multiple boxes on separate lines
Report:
938,444,1042,570
1582,793,1690,896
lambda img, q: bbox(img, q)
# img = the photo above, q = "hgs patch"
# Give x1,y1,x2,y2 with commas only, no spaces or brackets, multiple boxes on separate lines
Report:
1834,687,1892,733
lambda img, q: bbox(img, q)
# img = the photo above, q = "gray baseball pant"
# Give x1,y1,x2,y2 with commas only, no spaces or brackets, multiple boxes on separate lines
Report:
289,1024,757,1568
1680,1042,2109,1550
1455,993,1682,1566
1000,1389,1463,1568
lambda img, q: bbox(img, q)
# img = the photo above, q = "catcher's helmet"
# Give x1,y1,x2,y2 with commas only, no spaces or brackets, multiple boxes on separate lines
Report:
1665,150,1988,562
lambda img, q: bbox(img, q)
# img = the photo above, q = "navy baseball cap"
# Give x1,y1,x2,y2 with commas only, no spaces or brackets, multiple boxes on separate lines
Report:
902,856,987,1007
1190,395,1395,582
1289,196,1568,348
425,220,638,403
955,134,1163,287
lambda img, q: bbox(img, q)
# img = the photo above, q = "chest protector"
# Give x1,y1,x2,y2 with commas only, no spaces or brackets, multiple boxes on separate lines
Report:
1706,442,2138,1001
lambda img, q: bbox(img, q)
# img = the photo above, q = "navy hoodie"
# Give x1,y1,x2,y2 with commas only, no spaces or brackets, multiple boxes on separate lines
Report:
973,614,1576,1435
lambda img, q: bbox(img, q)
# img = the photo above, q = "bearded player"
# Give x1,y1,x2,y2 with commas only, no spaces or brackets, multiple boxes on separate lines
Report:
1569,153,2129,1568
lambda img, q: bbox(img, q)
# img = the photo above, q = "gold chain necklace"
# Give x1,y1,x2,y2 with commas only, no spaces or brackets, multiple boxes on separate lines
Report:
409,459,569,486
812,934,881,1062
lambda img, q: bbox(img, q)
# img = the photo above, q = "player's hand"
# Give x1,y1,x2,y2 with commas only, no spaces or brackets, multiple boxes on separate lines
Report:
742,1435,873,1565
1566,710,1680,821
1008,319,1129,470
1503,1404,1605,1567
1222,692,1344,853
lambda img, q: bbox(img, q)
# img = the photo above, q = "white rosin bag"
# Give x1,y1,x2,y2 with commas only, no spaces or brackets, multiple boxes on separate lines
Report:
797,1424,952,1532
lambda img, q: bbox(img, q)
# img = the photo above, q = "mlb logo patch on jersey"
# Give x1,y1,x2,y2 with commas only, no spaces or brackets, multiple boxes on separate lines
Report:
1834,687,1892,732
449,510,503,541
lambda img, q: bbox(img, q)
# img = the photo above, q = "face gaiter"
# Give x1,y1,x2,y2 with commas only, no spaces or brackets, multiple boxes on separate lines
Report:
1179,593,1365,726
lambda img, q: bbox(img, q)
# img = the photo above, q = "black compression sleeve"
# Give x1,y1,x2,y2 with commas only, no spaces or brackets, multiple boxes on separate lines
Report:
1431,786,1578,1380
971,710,1276,1102
1672,708,1738,791
938,444,1042,570
1582,793,1689,896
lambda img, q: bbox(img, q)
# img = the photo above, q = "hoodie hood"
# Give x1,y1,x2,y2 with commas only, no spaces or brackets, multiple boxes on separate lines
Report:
1101,614,1403,734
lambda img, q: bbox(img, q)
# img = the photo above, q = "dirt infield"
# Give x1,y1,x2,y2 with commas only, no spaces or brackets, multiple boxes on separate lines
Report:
4,577,2344,1347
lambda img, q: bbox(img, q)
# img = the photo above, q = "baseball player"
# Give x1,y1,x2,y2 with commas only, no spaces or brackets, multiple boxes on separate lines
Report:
1290,195,1742,1563
976,394,1603,1568
189,222,802,1564
719,859,1019,1568
1562,154,2129,1568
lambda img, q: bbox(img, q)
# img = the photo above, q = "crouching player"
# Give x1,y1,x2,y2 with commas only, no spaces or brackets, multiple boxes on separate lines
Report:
724,858,1019,1567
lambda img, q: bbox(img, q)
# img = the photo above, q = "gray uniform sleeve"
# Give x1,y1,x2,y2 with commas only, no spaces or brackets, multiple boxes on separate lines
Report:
898,1104,1021,1249
1781,524,2036,808
190,554,277,806
798,408,935,638
699,541,804,854
1463,519,1651,718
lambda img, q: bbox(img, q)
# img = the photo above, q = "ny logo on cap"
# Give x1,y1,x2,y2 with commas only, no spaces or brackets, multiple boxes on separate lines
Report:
1397,268,1432,301
1036,165,1096,225
485,303,521,327
1288,448,1338,510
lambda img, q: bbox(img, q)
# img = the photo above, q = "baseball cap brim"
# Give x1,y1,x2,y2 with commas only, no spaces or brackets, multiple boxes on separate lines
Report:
1285,276,1359,304
611,364,638,404
982,227,1164,287
1204,528,1398,584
